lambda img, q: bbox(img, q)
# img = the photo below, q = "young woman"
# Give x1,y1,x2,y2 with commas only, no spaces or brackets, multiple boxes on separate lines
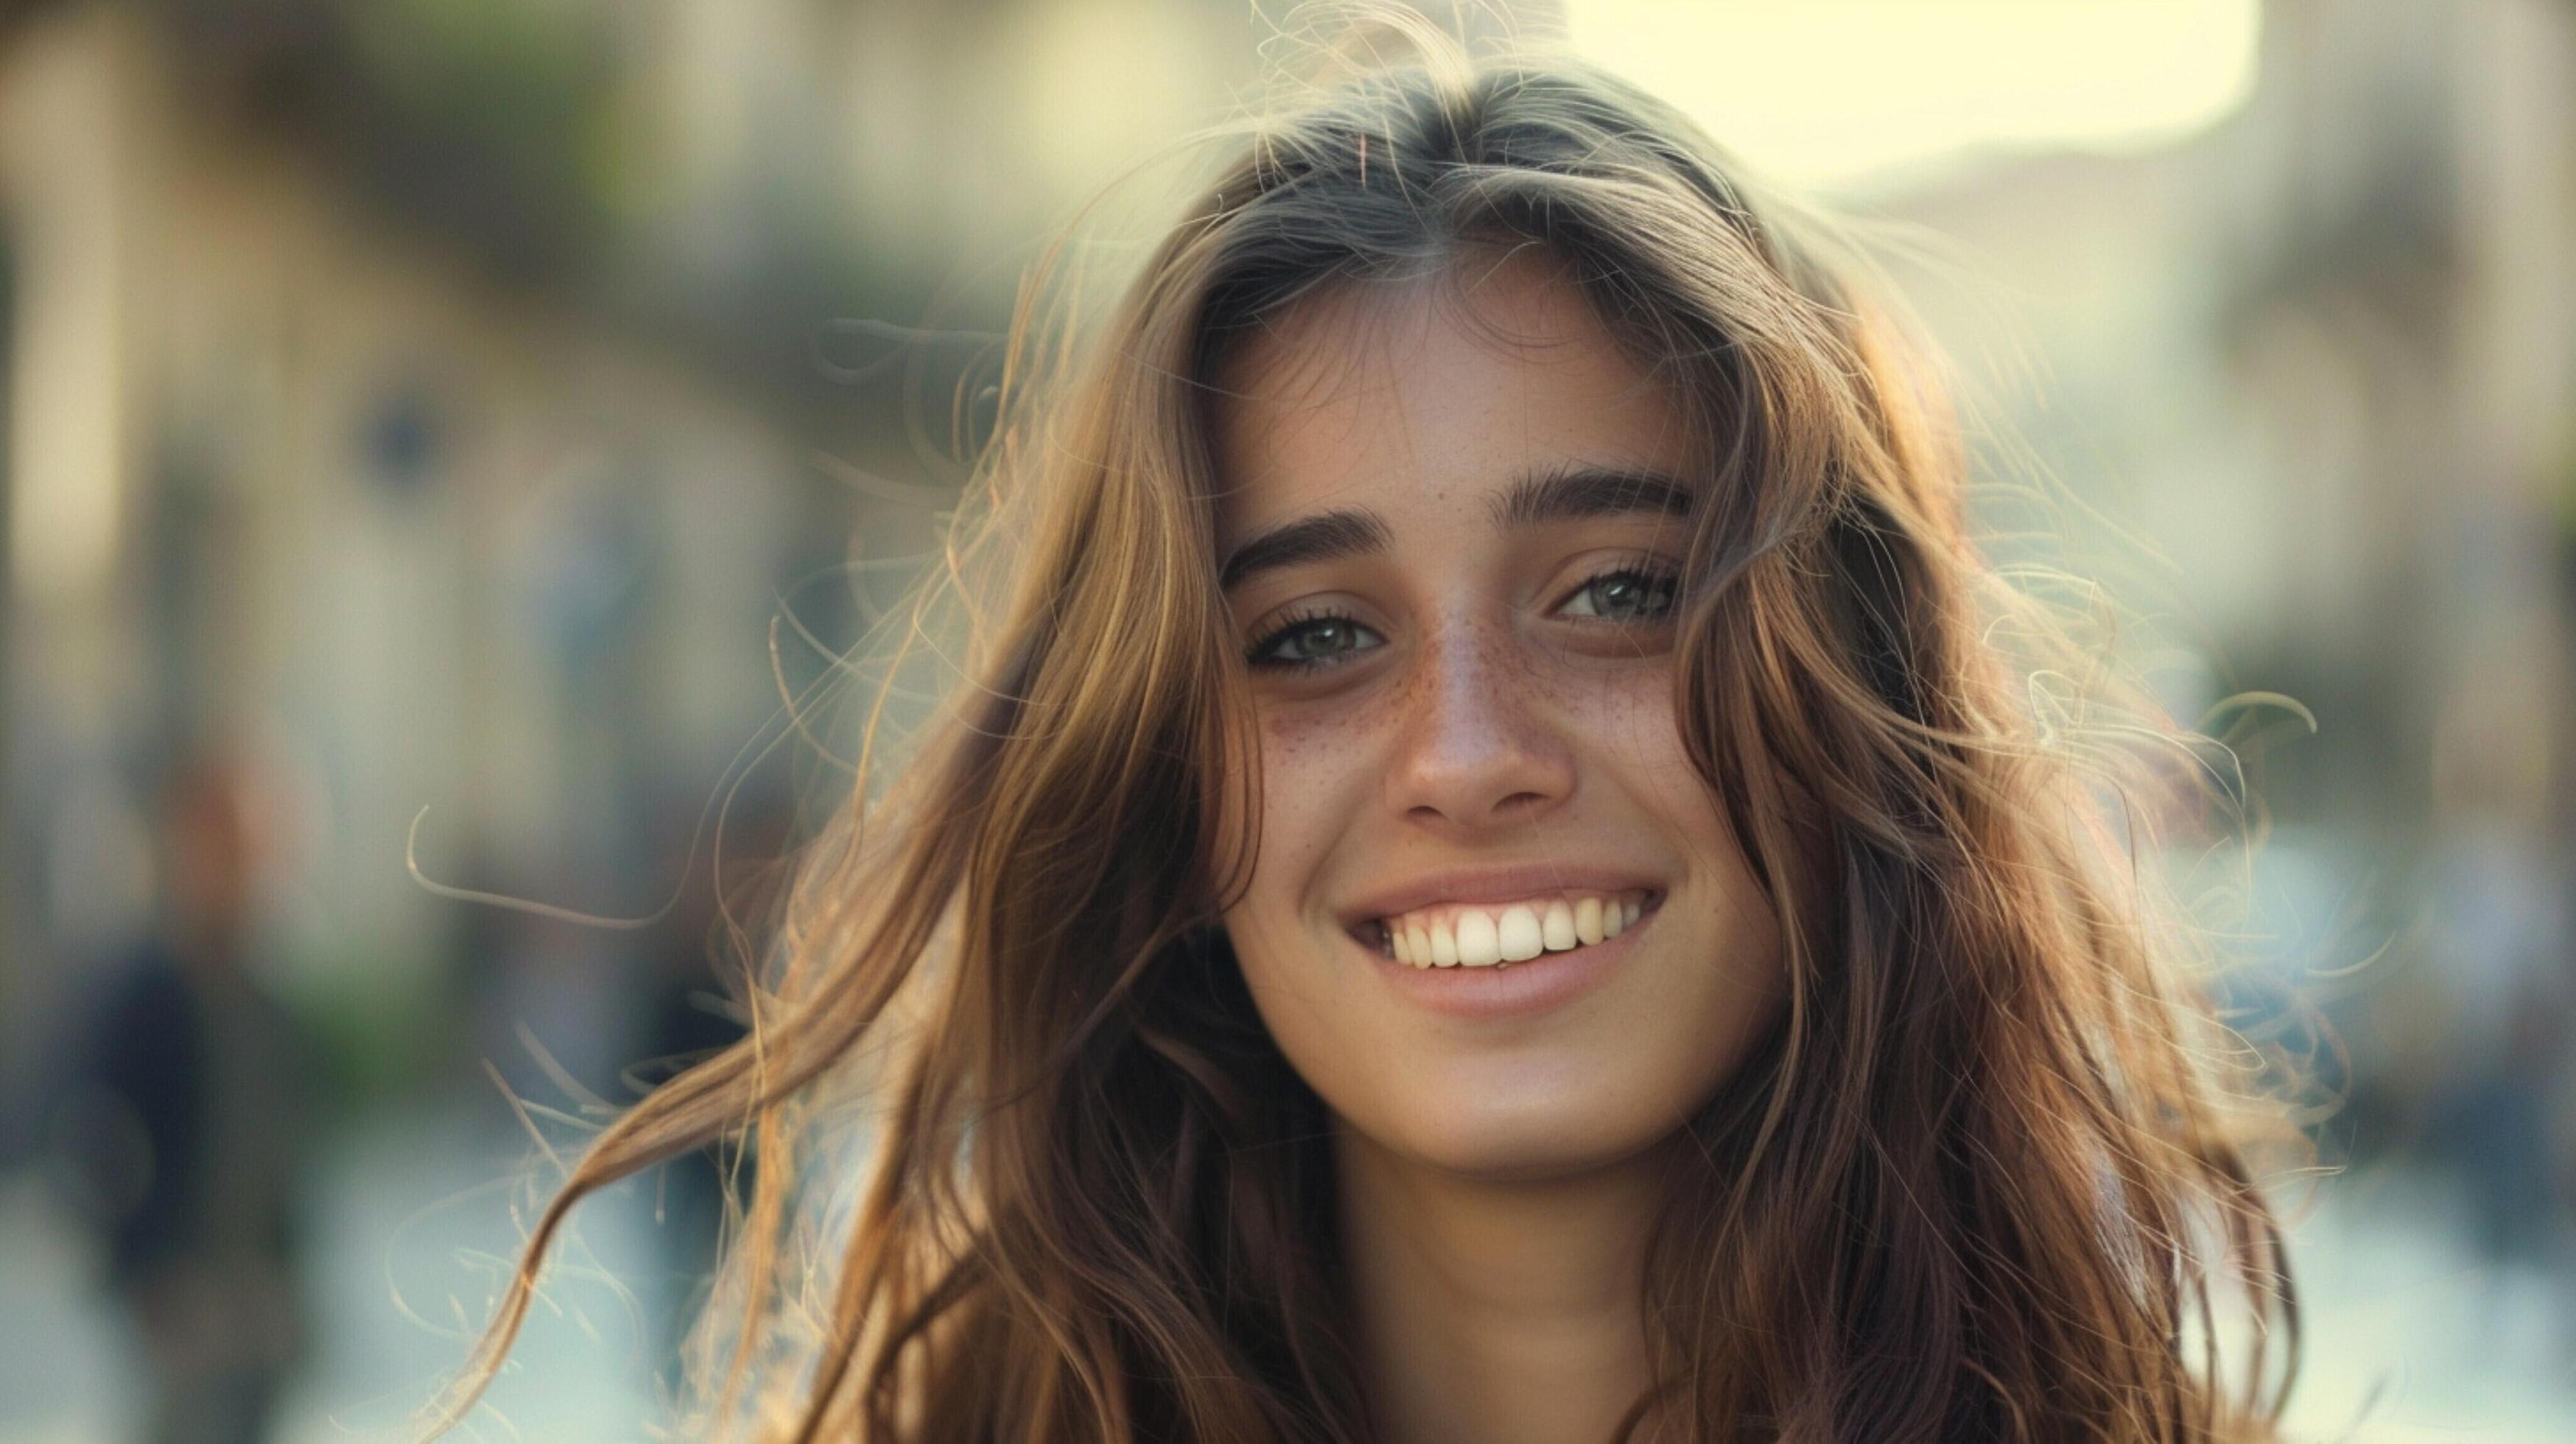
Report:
449,27,2299,1443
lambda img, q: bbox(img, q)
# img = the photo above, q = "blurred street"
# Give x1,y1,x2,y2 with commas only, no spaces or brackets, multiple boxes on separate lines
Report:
2,1087,673,1442
9,1109,2576,1440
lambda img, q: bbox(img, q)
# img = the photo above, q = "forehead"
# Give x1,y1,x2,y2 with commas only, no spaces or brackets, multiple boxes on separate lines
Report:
1207,250,1695,547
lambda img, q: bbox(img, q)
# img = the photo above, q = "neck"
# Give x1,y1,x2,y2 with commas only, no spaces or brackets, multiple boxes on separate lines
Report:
1334,1128,1674,1444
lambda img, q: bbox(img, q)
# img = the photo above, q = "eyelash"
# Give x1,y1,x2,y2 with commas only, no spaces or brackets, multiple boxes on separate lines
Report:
1243,562,1683,673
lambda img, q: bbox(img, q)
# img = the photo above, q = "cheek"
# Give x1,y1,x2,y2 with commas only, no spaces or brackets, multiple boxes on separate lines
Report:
1230,693,1394,916
1584,663,1786,1068
1252,717,1341,892
1218,695,1408,1059
1579,660,1702,799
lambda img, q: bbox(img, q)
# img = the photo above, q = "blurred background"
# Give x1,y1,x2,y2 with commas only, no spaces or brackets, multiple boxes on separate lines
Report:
0,0,2569,1438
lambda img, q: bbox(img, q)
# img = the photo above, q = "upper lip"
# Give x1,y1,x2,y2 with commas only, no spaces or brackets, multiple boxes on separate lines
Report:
1336,863,1666,927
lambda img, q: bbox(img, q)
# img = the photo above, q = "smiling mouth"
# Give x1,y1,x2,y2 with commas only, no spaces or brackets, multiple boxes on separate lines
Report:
1358,889,1659,969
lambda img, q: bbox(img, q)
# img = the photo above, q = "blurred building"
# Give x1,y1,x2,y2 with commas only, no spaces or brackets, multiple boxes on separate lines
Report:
0,2,1276,1430
0,0,1268,1093
1883,0,2576,1139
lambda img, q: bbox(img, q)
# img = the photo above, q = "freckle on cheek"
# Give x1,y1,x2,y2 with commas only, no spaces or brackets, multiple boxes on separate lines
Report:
1258,713,1360,810
1259,685,1399,751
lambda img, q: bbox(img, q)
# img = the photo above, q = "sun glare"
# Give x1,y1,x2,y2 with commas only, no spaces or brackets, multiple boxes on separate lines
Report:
1563,0,2263,191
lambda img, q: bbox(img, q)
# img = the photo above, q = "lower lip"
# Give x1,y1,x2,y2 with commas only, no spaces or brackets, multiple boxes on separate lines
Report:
1360,902,1656,1021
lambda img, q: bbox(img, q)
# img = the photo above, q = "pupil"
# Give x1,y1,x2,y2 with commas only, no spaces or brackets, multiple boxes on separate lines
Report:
1302,620,1346,656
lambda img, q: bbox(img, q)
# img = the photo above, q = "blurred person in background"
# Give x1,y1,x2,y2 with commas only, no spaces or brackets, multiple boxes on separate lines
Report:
434,18,2308,1441
48,749,316,1444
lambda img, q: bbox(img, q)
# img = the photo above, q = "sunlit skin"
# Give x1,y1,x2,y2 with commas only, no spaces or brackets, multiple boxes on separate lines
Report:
1212,250,1788,1444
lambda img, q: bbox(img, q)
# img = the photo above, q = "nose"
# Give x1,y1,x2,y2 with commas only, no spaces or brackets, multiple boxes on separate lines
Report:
1382,618,1576,831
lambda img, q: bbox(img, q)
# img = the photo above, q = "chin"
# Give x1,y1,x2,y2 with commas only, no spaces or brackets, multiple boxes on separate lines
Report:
1359,1079,1692,1182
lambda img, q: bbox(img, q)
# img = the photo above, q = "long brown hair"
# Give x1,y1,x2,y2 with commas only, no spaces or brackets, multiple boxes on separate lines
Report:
445,18,2299,1441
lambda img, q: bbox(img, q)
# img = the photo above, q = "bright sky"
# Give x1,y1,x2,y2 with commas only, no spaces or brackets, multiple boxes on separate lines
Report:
1562,0,2264,190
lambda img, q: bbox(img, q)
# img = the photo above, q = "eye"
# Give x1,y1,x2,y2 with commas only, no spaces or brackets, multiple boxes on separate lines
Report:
1246,609,1385,671
1556,564,1680,623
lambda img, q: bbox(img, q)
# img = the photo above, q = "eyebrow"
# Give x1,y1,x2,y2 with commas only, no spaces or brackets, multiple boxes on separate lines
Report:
1489,463,1698,531
1218,463,1697,591
1218,508,1392,591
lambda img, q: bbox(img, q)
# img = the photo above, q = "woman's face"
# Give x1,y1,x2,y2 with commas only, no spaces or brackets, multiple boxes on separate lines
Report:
1210,252,1786,1180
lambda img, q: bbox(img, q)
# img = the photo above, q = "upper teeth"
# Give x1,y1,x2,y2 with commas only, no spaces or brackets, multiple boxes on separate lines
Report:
1378,891,1649,968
